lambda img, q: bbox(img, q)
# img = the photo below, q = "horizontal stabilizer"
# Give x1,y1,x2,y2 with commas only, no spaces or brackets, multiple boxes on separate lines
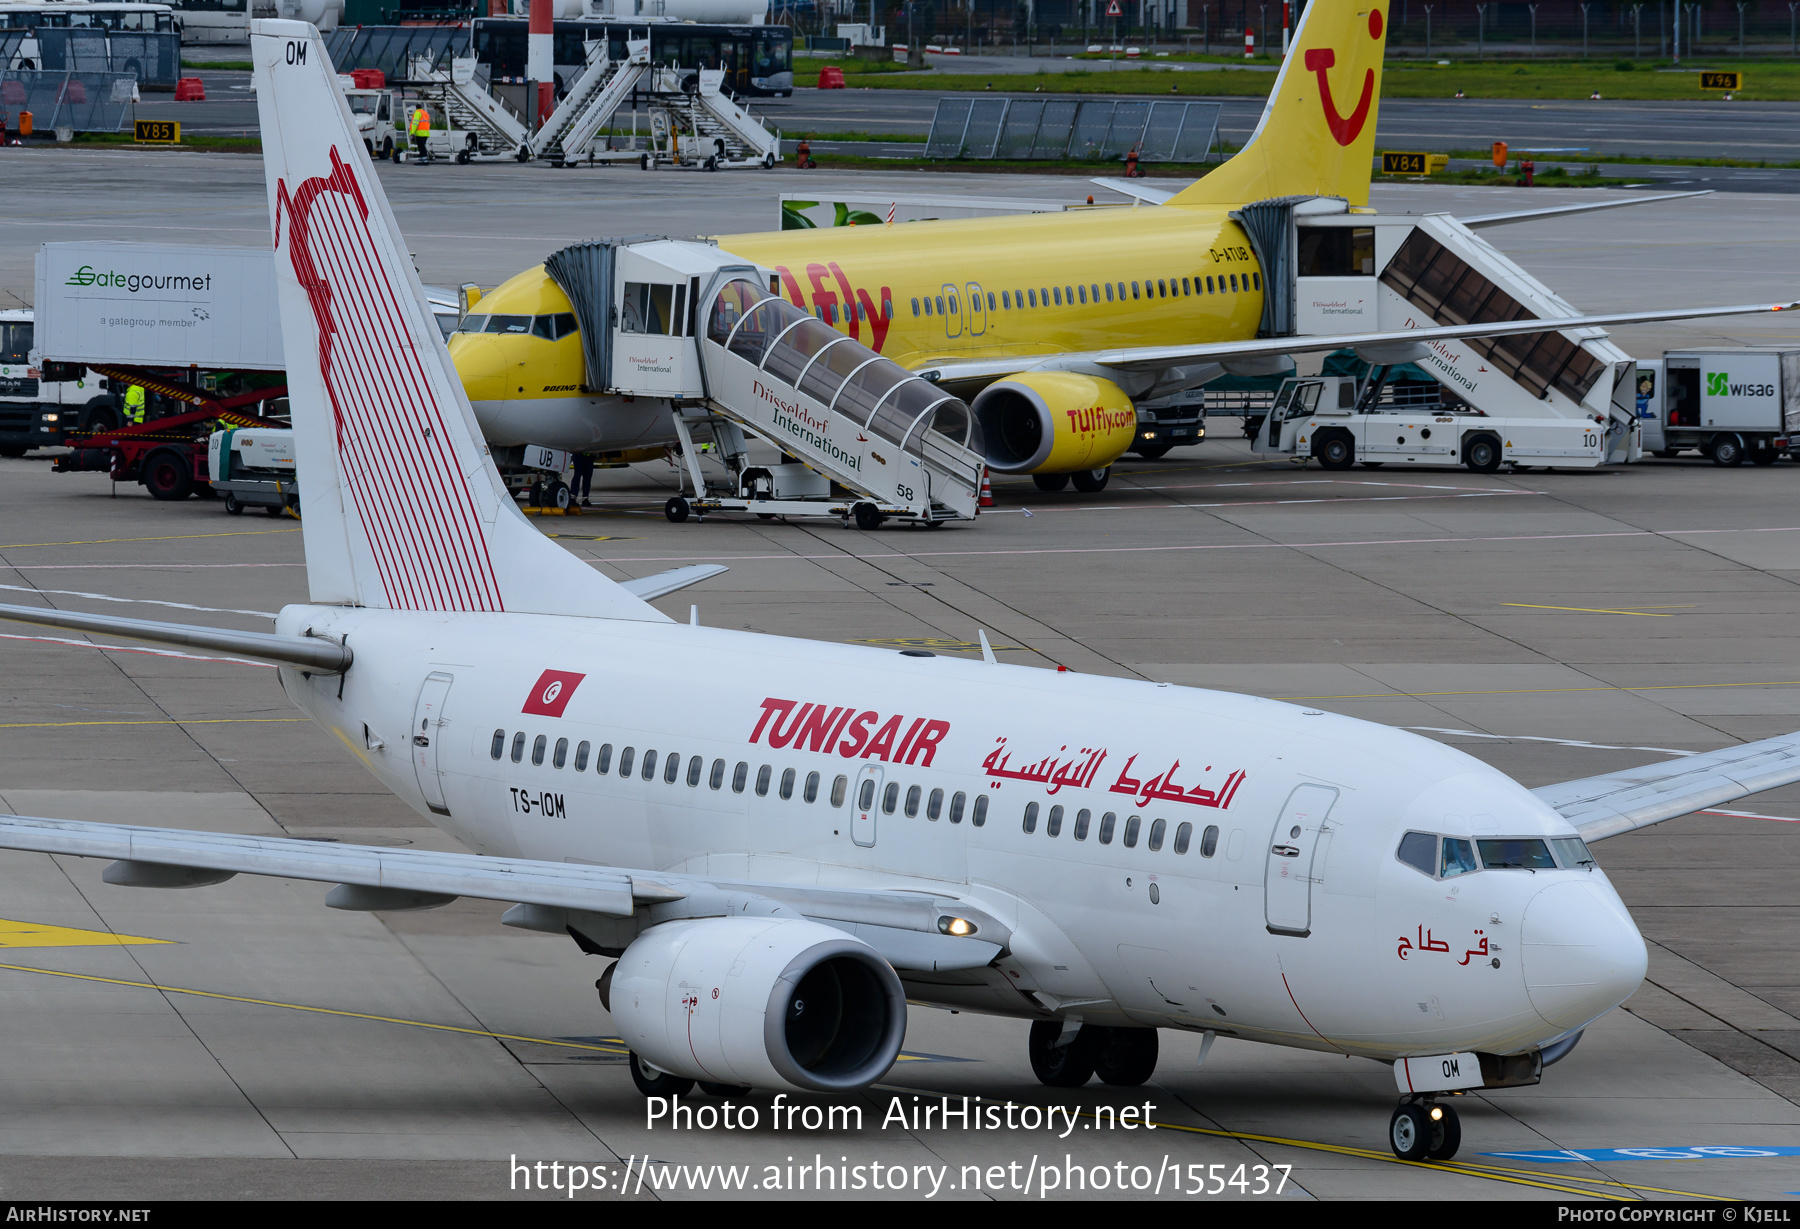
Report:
618,564,730,601
1090,177,1176,205
1458,190,1714,230
0,602,352,674
1533,730,1800,841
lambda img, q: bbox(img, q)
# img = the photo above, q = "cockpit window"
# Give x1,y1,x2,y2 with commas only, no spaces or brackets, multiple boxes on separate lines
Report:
1440,837,1479,878
1551,836,1596,869
484,315,532,335
1477,838,1557,870
458,314,488,334
1396,831,1437,876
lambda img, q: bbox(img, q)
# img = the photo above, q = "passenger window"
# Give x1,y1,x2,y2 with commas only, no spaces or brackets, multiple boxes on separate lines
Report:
905,785,920,817
1064,285,1073,304
1182,277,1191,295
911,297,920,317
1074,808,1091,840
972,795,988,827
1148,818,1166,851
1090,283,1100,302
553,737,568,768
1022,801,1039,834
641,750,658,781
1028,289,1037,307
532,735,547,766
927,788,943,819
1230,274,1239,293
987,292,996,311
1123,815,1141,848
858,778,876,810
1477,838,1557,870
1053,287,1062,306
1157,280,1167,298
949,791,966,823
1046,804,1064,837
936,296,946,315
1441,837,1479,878
688,757,703,787
805,771,820,803
1116,282,1126,300
1078,285,1087,304
882,298,893,319
597,743,613,774
1039,287,1049,305
491,729,505,760
832,774,848,806
1002,291,1011,309
1174,821,1193,854
882,781,899,813
618,746,635,777
1551,836,1596,868
1253,272,1262,291
710,758,725,789
732,761,748,792
511,732,526,763
1206,276,1215,293
948,294,958,315
1104,283,1114,302
575,740,590,771
1397,831,1437,876
756,764,772,796
1132,282,1140,299
1098,811,1116,844
663,753,680,784
924,299,933,317
780,768,796,800
1201,824,1219,857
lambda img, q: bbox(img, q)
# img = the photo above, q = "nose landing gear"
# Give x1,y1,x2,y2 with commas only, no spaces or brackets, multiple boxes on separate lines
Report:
1389,1096,1462,1161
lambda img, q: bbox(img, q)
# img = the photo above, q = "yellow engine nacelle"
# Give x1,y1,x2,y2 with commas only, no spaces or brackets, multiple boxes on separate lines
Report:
970,371,1138,475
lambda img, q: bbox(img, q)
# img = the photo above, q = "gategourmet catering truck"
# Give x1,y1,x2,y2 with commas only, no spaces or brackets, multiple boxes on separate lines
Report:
1634,349,1800,465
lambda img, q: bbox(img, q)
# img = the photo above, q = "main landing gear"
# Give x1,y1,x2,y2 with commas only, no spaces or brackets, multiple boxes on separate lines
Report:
1389,1096,1461,1161
1027,1021,1159,1088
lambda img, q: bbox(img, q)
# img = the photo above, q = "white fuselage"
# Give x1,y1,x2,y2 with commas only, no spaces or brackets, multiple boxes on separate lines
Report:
275,603,1646,1061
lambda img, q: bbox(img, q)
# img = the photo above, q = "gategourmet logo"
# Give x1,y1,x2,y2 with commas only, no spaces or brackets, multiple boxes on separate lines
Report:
64,266,214,294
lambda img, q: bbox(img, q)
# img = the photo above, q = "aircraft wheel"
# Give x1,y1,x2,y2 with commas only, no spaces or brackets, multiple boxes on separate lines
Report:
1388,1103,1432,1161
223,494,243,515
1070,467,1109,493
1091,1026,1159,1086
1711,433,1745,467
1425,1102,1462,1160
1314,430,1355,471
853,502,883,531
551,481,572,510
527,480,544,508
1032,472,1070,492
628,1052,694,1098
664,496,691,524
1027,1020,1096,1088
1463,433,1503,474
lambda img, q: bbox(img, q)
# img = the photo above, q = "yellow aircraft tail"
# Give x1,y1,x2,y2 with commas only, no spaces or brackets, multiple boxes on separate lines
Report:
1168,0,1389,209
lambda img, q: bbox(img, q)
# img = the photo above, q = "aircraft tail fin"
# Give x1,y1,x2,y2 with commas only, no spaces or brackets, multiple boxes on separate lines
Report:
1167,0,1389,209
249,21,667,622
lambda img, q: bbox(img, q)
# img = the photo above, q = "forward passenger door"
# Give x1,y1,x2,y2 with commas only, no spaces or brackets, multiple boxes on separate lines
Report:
852,765,883,848
1264,784,1337,936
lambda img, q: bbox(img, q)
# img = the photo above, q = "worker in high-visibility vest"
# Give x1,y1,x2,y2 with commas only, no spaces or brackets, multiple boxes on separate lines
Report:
409,105,431,164
122,383,146,426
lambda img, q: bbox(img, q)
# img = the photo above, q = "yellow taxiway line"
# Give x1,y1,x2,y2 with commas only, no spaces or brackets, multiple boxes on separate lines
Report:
1278,680,1800,702
0,528,301,550
0,717,309,729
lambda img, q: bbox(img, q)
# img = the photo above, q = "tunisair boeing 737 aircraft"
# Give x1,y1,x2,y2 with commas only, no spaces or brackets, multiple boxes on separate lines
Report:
3,15,1800,1165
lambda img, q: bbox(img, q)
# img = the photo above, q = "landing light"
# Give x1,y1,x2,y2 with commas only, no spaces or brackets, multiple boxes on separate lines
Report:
1429,1106,1444,1121
938,916,977,937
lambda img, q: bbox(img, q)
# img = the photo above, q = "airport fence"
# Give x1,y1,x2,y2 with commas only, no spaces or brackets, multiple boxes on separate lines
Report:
0,29,179,88
0,70,137,133
924,96,1220,162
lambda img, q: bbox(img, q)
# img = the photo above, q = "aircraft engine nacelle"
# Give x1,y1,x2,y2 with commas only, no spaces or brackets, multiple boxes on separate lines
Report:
608,917,907,1092
970,371,1138,475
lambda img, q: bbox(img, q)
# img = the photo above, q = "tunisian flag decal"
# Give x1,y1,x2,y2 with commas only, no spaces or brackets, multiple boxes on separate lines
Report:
522,669,586,717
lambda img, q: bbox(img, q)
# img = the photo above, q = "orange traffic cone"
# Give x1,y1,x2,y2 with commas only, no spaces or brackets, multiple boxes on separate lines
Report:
978,468,993,511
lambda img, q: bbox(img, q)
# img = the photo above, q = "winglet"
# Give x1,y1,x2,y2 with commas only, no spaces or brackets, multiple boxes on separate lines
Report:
978,629,997,665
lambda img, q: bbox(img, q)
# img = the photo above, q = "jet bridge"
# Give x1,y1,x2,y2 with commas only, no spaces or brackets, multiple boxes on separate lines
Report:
1249,198,1639,470
544,239,982,527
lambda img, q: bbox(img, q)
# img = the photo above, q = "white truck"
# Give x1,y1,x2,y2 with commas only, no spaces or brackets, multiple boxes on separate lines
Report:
1634,350,1800,466
1253,373,1618,473
0,308,124,456
206,425,298,516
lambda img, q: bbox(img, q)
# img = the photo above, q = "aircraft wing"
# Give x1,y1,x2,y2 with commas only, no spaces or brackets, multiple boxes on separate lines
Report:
0,814,1006,972
1455,191,1713,230
918,299,1800,389
1532,730,1800,842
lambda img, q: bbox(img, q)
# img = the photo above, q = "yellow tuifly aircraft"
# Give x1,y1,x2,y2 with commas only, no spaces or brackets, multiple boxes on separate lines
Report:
450,0,1790,491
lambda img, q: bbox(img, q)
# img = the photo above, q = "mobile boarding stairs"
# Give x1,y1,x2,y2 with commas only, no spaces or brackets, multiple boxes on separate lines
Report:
411,38,780,170
1235,197,1640,471
543,238,982,527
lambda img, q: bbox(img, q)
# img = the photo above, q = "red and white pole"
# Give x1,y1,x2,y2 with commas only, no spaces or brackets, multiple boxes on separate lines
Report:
1243,27,1254,57
1281,1,1290,57
527,0,552,130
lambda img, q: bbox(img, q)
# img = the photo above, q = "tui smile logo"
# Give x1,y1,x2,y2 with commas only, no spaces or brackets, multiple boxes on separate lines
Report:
1307,7,1382,148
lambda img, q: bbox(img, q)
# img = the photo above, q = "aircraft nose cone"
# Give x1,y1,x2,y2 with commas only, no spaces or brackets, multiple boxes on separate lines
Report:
1520,880,1648,1031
